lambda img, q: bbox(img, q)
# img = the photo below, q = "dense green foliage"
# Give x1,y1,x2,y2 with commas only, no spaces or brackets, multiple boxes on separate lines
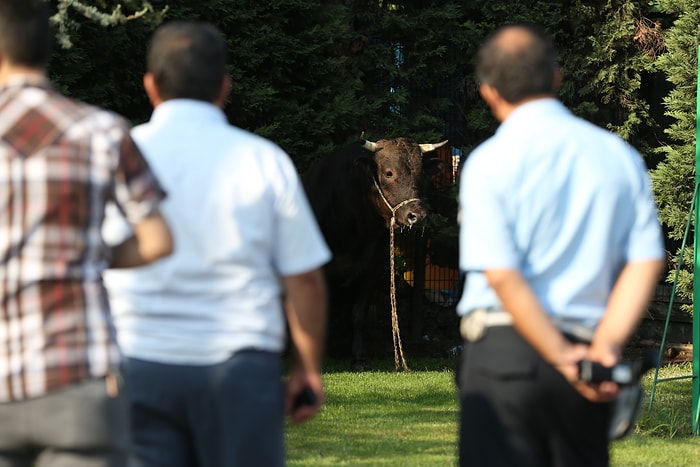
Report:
46,0,669,165
649,0,700,310
49,0,166,48
45,1,700,308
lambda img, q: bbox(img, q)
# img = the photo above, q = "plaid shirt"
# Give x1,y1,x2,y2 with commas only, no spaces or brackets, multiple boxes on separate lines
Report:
0,75,166,402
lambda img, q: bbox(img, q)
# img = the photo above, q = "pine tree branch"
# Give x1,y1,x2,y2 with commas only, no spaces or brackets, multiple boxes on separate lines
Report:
49,0,167,48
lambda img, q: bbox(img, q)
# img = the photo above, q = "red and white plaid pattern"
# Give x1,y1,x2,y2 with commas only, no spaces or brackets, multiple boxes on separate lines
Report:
0,76,166,401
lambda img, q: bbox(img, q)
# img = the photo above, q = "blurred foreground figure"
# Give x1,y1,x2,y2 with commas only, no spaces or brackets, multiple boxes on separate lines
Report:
0,1,172,466
103,21,331,467
456,23,665,467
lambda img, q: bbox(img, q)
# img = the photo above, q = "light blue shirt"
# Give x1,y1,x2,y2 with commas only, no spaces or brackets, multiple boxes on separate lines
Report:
103,100,331,364
457,99,665,328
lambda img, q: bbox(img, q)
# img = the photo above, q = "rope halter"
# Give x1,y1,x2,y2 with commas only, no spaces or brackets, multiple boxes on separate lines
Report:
372,178,420,225
372,177,413,371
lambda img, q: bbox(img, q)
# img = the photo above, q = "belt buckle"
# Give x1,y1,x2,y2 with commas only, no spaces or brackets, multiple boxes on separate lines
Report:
460,309,488,342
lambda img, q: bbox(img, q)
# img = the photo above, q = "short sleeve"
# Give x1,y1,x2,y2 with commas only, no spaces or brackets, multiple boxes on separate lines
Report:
459,149,520,271
112,131,167,226
270,150,331,276
626,161,665,262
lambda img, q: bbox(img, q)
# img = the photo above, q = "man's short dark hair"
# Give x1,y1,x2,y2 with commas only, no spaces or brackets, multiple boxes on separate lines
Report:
0,0,51,69
476,24,558,104
147,21,227,102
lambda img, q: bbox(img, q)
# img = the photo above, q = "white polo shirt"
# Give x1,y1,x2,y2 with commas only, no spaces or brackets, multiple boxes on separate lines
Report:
457,98,665,327
103,99,331,364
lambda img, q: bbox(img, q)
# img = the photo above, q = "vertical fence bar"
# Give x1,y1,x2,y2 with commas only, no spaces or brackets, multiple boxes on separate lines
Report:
692,45,700,436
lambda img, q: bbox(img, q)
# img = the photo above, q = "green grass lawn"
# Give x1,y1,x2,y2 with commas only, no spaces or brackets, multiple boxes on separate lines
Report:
285,358,700,466
610,361,700,466
286,358,458,466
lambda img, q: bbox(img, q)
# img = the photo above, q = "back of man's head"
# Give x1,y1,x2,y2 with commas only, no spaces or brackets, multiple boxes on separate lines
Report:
147,21,227,103
476,23,558,104
0,0,51,69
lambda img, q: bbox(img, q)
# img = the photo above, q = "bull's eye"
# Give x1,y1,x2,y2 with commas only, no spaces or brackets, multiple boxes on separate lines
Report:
385,170,393,178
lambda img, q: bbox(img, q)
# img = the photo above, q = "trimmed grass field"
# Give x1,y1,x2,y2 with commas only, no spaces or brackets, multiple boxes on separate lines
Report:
286,358,700,466
611,361,700,466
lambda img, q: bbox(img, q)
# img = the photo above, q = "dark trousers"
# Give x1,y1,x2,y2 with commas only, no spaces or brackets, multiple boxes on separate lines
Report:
0,377,131,467
124,350,284,467
457,326,611,467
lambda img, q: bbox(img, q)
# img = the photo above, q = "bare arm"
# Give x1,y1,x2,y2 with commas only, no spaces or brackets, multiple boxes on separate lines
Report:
485,268,606,401
282,268,328,425
484,269,581,372
108,209,173,269
588,259,665,366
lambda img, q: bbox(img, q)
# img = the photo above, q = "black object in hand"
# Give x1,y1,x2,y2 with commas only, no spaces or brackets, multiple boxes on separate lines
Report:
578,349,658,385
578,360,636,384
293,388,317,410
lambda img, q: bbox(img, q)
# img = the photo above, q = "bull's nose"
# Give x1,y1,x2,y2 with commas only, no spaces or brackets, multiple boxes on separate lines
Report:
406,211,424,226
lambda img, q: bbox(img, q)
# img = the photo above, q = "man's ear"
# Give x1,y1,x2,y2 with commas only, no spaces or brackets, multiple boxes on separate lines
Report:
0,54,6,86
143,72,163,107
215,75,232,108
553,68,563,93
479,83,510,122
479,83,499,106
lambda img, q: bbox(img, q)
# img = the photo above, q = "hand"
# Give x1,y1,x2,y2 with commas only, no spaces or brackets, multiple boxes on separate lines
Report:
572,379,620,403
285,370,325,425
575,341,623,403
552,341,619,403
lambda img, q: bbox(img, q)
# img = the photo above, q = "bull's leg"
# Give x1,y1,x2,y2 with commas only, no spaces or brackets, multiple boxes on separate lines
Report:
350,296,369,371
347,239,385,371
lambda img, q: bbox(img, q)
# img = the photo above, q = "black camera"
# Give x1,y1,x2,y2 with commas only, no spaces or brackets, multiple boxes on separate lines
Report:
578,349,658,385
578,360,636,384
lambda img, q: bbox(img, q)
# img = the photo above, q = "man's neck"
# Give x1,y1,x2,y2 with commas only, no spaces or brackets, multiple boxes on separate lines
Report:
0,65,46,87
498,95,554,122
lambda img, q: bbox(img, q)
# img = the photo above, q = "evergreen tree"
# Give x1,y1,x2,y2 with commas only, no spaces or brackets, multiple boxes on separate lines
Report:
47,0,368,170
587,0,661,150
48,0,165,48
47,1,157,122
649,0,700,309
346,1,471,145
200,0,367,172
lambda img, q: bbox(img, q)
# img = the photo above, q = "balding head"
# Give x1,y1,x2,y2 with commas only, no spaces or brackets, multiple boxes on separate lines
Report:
476,24,559,104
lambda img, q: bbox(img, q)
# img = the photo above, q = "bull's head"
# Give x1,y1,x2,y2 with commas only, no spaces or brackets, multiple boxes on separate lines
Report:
359,136,448,229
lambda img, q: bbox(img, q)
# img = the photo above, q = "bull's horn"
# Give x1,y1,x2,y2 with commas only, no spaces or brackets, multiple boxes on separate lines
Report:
362,139,379,152
419,140,449,153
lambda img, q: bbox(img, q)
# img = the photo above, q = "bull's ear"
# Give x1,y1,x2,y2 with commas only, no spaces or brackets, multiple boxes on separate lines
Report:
423,155,447,177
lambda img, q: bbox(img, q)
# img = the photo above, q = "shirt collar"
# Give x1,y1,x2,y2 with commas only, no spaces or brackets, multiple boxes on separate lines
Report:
497,98,568,135
150,99,228,126
0,73,52,92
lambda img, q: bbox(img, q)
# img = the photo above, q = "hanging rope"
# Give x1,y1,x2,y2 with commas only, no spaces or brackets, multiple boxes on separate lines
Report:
373,179,415,372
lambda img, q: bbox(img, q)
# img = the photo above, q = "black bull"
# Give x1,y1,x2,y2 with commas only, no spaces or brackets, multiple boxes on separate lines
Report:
302,137,447,368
